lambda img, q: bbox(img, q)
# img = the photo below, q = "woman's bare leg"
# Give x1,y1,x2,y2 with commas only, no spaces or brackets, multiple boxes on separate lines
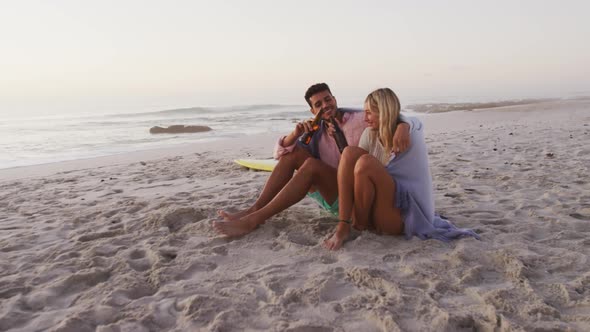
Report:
324,146,367,251
354,155,403,235
337,146,368,223
218,146,311,220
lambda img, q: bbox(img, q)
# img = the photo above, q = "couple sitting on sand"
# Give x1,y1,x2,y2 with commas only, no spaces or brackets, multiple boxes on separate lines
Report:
214,83,479,250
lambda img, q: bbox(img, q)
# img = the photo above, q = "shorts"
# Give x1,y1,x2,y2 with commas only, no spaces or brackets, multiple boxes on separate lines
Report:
307,191,339,216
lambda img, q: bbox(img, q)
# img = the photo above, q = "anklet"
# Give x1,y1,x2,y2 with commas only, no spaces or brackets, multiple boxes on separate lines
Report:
339,219,352,224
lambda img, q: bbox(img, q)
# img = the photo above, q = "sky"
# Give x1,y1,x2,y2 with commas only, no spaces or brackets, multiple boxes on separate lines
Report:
1,0,589,117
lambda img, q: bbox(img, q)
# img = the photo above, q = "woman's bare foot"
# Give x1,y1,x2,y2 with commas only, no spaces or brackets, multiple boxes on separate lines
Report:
323,224,351,251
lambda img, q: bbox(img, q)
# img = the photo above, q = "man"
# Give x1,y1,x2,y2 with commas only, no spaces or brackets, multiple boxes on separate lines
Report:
214,83,410,237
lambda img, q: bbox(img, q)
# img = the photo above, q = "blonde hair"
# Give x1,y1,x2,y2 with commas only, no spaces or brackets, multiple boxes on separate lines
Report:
364,88,401,152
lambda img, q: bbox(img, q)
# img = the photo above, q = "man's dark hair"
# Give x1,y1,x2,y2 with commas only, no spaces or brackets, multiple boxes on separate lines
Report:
304,83,332,107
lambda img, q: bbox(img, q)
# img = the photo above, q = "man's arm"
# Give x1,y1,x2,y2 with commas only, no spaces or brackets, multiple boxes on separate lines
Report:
281,126,303,147
273,120,313,159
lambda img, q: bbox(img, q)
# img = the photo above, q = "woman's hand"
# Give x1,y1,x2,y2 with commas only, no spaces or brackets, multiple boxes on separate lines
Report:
392,122,411,153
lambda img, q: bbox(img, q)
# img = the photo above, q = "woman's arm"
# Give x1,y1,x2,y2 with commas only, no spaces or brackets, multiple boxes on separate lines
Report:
392,115,422,153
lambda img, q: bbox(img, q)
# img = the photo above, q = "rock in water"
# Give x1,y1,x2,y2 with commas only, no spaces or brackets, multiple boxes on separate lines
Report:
149,125,212,134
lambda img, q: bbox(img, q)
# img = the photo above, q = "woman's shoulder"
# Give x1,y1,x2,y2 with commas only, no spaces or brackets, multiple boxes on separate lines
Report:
359,127,373,141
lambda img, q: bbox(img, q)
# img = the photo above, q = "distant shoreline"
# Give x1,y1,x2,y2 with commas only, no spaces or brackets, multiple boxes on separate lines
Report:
405,96,590,114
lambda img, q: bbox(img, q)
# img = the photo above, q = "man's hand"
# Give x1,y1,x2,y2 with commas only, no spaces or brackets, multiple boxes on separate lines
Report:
392,122,411,153
324,116,342,138
301,118,315,134
282,117,315,146
293,122,305,137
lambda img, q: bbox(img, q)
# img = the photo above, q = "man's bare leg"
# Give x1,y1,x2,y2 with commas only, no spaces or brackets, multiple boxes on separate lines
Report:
214,158,338,237
218,146,311,220
324,146,367,251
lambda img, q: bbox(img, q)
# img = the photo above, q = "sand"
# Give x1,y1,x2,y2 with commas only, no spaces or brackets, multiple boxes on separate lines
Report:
0,100,589,331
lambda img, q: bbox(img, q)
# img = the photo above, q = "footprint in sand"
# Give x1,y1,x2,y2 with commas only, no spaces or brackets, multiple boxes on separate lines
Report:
126,248,160,272
175,261,218,281
382,253,401,263
25,269,111,310
463,188,484,195
318,255,337,264
455,210,504,221
210,245,228,256
479,218,510,226
199,244,228,256
285,325,334,332
270,241,285,251
129,249,146,259
287,233,316,247
105,285,157,306
0,243,30,253
55,251,81,261
345,267,400,295
151,207,207,233
570,213,590,221
158,248,178,261
0,285,31,300
124,201,148,214
77,230,122,242
107,219,123,230
98,189,124,198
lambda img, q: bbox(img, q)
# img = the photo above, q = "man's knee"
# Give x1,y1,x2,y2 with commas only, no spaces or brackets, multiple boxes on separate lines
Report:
278,149,310,169
300,158,335,180
299,157,323,173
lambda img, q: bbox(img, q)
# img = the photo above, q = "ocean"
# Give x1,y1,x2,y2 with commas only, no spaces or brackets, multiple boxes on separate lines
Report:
0,102,437,170
0,104,321,170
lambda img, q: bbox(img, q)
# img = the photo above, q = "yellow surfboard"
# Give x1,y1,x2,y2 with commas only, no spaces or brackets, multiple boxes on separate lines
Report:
234,159,278,172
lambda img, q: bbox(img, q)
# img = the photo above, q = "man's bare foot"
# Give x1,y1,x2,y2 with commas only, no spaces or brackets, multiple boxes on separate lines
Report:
213,217,258,237
217,208,253,221
323,224,351,251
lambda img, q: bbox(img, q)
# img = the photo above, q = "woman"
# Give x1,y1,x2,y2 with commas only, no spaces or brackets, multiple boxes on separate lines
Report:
324,88,479,250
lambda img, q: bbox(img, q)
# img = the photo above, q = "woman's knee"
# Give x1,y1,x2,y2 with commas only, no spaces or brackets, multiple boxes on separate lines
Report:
341,146,364,166
353,154,379,176
342,146,364,158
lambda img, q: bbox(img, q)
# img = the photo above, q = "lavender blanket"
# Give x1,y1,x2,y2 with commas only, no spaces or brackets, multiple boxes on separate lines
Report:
387,116,480,242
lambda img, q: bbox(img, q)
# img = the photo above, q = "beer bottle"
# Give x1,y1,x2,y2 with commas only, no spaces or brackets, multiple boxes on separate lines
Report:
299,109,324,145
329,117,348,153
